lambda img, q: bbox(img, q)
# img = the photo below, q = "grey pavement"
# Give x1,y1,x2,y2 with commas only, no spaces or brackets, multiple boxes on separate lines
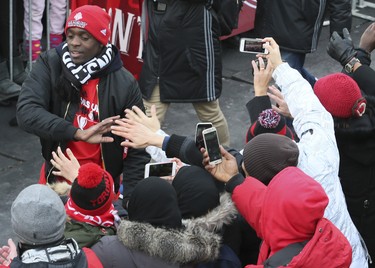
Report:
1,14,374,245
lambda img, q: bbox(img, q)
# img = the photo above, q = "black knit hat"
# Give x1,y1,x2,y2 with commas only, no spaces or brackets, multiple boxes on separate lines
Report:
128,176,182,229
70,163,114,216
246,109,294,143
243,133,299,185
172,166,220,219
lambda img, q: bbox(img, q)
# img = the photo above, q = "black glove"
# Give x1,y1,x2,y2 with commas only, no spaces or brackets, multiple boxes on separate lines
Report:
327,28,357,66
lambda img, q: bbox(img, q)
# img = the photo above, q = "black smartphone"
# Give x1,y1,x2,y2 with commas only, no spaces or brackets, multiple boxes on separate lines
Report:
202,127,222,165
195,122,213,149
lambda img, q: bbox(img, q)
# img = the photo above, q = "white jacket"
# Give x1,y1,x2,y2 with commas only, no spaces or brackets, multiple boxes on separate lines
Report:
273,63,368,268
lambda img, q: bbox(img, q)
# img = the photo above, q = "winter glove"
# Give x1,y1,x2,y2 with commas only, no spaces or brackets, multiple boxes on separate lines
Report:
327,28,357,66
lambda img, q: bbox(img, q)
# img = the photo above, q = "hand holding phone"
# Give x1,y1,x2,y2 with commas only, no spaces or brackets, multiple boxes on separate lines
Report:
202,127,222,165
195,122,213,149
239,38,269,54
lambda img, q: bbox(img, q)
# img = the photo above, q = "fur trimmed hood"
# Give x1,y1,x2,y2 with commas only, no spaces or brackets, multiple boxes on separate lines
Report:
117,192,238,265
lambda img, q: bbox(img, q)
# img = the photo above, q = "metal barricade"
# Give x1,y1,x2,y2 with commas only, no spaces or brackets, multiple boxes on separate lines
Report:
352,0,375,21
7,0,69,79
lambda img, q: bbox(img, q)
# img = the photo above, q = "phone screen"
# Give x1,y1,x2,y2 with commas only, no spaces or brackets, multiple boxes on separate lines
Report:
196,123,213,149
203,130,222,164
244,40,265,53
149,163,174,177
240,39,268,54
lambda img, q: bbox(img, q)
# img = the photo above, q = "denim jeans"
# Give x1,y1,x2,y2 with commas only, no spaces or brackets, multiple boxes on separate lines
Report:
280,49,317,88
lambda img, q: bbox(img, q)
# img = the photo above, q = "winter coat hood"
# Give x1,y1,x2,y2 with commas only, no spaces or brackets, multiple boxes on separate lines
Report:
248,167,352,267
117,192,237,265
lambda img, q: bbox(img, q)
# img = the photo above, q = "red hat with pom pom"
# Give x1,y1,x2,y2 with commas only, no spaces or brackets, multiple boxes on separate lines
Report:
70,163,114,216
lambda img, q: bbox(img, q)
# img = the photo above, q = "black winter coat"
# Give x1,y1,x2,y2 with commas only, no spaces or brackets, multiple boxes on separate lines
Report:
16,45,150,205
334,65,375,265
255,0,352,53
139,0,222,102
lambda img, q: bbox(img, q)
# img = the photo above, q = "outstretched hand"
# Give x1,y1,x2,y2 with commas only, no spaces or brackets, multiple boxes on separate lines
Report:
261,38,283,69
252,57,273,96
201,146,239,183
74,115,120,144
327,28,357,66
359,22,375,54
111,118,164,149
0,239,17,266
51,147,80,183
267,85,292,118
124,105,161,132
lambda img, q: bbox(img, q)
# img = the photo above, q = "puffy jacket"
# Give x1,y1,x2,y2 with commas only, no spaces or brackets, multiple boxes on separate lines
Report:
140,0,222,102
16,45,150,204
255,0,351,53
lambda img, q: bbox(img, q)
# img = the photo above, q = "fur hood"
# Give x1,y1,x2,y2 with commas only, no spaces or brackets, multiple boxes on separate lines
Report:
117,192,238,264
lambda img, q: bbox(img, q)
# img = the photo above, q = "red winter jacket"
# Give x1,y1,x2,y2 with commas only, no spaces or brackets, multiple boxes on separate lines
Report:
231,167,352,267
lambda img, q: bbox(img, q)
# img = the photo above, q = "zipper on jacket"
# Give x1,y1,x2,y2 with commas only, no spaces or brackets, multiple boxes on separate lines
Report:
46,102,71,184
97,83,106,171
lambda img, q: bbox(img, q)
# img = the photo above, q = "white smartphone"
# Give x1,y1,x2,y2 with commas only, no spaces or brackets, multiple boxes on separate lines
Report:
239,38,269,54
144,162,177,178
195,122,213,149
202,127,222,165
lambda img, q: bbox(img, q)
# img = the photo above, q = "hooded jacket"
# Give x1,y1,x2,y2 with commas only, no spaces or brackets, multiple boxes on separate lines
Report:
16,45,150,203
91,193,238,267
273,63,368,267
231,167,352,267
333,65,375,265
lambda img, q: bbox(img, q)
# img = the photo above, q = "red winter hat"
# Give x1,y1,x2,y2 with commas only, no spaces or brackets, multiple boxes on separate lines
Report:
65,5,111,46
246,109,294,143
314,73,366,118
70,163,115,216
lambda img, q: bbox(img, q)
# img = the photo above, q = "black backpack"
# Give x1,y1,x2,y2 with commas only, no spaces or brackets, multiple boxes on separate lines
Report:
209,0,244,36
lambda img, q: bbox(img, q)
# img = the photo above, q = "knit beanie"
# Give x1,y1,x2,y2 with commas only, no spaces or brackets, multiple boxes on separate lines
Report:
172,166,220,219
70,163,115,216
246,109,294,142
65,5,111,46
313,73,367,118
128,176,182,229
243,133,299,185
11,184,66,245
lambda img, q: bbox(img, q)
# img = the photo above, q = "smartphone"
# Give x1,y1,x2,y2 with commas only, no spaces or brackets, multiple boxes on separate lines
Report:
195,122,213,149
239,38,269,54
202,127,222,165
144,162,177,178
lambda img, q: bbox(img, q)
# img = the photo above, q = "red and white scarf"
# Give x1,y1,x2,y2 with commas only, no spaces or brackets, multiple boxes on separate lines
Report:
65,198,120,227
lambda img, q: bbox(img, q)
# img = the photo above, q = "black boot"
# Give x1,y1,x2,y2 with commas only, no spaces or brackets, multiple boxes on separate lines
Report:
12,55,27,85
0,60,21,102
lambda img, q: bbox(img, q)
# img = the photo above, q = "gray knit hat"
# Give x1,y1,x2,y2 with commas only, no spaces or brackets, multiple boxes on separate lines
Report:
243,133,299,185
11,184,66,245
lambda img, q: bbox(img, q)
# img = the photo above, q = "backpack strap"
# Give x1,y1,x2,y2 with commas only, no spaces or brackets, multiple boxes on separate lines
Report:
263,240,309,268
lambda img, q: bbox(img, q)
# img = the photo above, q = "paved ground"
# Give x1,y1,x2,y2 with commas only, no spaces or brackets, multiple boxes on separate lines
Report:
1,13,374,245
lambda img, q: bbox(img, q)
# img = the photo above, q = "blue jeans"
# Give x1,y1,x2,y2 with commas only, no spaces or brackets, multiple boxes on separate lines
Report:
280,50,317,88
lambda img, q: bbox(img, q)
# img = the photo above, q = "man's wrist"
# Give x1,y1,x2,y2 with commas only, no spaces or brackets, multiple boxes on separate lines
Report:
344,57,360,73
